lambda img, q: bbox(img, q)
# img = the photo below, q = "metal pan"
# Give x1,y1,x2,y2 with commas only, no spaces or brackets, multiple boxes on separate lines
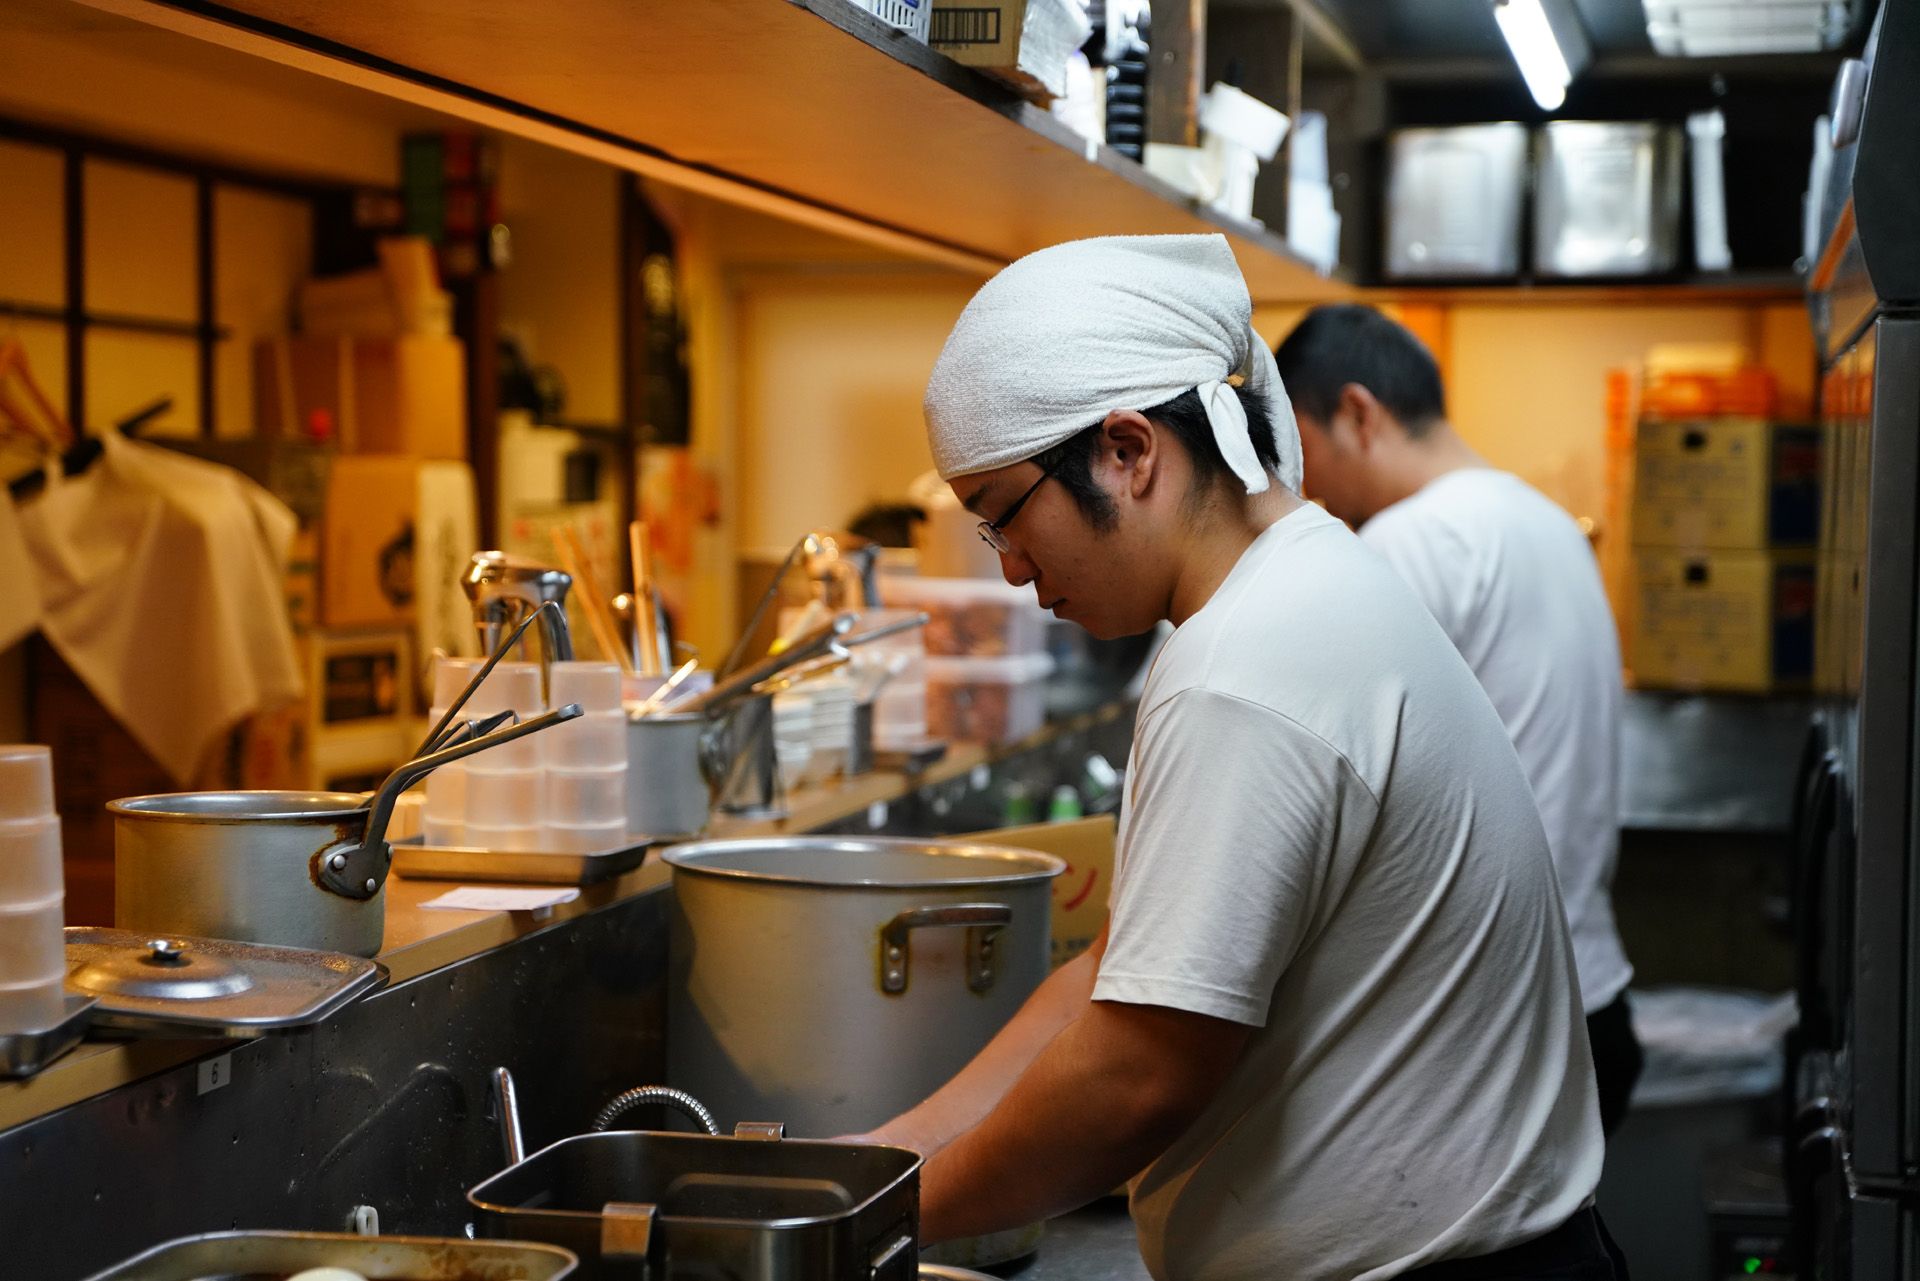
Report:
80,1229,578,1280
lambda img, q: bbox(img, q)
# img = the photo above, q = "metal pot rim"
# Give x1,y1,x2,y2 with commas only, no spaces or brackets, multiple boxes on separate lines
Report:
662,836,1065,888
107,791,370,823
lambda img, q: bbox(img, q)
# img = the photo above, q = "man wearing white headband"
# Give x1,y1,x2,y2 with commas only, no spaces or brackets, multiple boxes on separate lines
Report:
862,235,1620,1280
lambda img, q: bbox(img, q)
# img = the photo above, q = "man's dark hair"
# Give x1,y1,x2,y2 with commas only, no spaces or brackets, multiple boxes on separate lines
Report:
1036,385,1277,530
1272,304,1446,437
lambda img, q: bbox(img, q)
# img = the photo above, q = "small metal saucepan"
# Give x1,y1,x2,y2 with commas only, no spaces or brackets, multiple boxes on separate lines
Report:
112,705,581,957
113,603,585,958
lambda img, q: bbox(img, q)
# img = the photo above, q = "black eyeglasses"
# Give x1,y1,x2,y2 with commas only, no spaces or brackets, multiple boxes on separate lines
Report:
976,460,1057,554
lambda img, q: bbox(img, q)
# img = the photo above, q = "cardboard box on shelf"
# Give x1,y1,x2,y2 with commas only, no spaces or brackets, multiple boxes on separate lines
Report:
929,0,1087,100
319,458,478,703
1632,419,1821,550
961,815,1115,970
1629,548,1816,694
254,335,467,460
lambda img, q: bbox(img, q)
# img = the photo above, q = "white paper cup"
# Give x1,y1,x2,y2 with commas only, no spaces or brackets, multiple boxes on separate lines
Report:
0,816,63,904
543,766,627,825
0,746,55,821
0,894,65,985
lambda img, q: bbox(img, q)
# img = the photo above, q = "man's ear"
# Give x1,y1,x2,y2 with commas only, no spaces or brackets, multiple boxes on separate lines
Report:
1099,409,1158,499
1338,383,1389,453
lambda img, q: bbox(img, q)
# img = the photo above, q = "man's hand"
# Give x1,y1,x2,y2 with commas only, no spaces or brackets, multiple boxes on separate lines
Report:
919,997,1251,1244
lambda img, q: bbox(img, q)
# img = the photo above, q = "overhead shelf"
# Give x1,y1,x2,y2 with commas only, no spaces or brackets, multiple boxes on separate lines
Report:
1364,274,1807,306
84,0,1347,302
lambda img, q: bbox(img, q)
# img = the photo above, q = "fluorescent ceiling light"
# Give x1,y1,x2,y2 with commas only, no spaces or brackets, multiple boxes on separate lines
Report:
1643,0,1859,57
1492,0,1591,112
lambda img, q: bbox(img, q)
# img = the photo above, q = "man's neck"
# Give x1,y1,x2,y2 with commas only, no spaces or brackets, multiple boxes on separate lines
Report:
1167,486,1303,626
1373,420,1485,514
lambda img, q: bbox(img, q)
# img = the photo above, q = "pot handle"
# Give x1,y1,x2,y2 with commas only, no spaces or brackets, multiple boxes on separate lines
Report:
878,903,1013,996
314,702,585,901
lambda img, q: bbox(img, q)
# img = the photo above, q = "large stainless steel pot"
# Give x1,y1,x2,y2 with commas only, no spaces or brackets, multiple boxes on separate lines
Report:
662,837,1063,1138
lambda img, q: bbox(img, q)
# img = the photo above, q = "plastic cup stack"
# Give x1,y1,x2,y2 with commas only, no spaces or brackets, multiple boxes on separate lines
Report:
425,659,543,851
0,746,66,1035
541,662,628,854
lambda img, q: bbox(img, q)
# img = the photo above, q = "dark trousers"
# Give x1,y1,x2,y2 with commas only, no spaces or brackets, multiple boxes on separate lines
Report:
1586,992,1644,1137
1398,1207,1629,1280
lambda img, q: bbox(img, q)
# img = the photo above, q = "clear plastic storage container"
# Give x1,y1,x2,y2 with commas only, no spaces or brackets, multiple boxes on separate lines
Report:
879,575,1049,657
925,653,1056,744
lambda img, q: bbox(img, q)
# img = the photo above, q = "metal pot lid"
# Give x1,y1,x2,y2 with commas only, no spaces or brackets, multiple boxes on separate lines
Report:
662,837,1065,889
70,937,256,1001
63,928,385,1038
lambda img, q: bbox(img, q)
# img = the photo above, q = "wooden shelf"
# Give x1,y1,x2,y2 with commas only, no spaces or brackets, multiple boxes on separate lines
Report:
1363,274,1806,306
88,0,1347,302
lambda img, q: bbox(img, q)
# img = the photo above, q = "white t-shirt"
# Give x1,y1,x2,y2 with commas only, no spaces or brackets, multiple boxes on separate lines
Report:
1095,503,1601,1281
1361,469,1633,1013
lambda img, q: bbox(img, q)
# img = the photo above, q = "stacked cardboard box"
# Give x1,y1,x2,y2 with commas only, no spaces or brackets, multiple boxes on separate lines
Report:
1629,417,1822,693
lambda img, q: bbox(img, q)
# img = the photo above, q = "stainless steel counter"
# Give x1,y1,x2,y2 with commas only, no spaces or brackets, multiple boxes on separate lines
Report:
1007,1203,1151,1281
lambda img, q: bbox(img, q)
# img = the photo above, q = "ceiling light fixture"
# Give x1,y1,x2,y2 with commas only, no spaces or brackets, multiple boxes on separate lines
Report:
1491,0,1592,112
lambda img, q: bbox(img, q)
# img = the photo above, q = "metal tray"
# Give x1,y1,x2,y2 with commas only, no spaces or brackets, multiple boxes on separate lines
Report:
81,1229,578,1280
391,836,659,886
0,992,96,1078
66,928,387,1039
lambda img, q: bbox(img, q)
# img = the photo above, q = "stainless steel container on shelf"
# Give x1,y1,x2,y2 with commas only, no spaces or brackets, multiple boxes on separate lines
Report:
1534,120,1684,277
110,791,386,957
1385,123,1530,279
663,837,1064,1138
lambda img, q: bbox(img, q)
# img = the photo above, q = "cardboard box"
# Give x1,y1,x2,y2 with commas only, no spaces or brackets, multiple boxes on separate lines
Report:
255,335,467,459
1630,549,1816,693
961,815,1116,970
929,0,1082,100
1632,419,1821,549
320,457,478,690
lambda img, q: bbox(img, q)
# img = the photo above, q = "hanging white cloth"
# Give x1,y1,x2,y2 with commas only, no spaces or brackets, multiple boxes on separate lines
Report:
923,233,1301,494
0,491,44,652
17,433,303,783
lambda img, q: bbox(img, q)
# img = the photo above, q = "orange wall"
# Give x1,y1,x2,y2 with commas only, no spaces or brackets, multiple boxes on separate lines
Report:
1257,298,1817,528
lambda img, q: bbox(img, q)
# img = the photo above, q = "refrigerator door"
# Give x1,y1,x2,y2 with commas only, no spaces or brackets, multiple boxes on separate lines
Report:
1851,316,1920,1188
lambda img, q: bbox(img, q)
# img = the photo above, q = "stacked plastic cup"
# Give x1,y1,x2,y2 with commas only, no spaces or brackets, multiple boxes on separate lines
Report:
0,746,66,1034
541,662,628,853
424,659,545,851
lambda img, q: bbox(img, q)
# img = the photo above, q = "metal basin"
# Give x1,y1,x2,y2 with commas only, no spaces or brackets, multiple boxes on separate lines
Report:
468,1130,921,1281
80,1229,579,1279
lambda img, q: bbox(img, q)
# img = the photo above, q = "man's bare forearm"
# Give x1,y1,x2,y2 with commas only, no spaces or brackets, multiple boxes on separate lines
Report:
918,1001,1248,1243
862,939,1101,1155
